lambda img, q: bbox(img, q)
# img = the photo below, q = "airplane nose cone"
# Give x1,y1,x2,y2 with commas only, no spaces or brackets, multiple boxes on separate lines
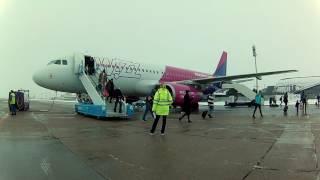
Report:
32,70,43,86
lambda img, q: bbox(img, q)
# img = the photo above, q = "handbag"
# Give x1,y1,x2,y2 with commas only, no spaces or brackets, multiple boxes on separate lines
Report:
103,89,109,97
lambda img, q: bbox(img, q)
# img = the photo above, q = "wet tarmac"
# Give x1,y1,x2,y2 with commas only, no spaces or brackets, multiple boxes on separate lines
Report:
1,100,320,180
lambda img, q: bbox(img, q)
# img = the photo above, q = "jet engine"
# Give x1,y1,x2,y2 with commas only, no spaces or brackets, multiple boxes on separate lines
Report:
165,83,202,110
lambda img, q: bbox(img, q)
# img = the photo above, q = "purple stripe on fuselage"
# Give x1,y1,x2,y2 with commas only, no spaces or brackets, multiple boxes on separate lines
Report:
160,66,211,82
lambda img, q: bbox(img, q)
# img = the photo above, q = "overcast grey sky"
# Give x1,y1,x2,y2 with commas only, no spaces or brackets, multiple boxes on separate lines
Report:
1,0,319,98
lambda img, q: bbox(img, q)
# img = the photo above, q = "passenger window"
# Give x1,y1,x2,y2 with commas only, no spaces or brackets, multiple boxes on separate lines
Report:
62,60,67,65
54,60,61,65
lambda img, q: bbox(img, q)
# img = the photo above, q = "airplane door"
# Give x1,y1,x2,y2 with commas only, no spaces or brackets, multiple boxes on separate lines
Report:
73,52,85,75
84,55,95,75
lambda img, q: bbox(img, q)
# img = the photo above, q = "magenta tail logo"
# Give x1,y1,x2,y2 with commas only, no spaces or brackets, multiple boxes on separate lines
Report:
213,51,227,77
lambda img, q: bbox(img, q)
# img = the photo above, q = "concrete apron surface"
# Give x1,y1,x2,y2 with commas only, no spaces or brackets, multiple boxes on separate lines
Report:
1,100,320,180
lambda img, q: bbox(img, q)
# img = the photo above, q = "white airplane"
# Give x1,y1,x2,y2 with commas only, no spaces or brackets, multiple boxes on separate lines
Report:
33,52,296,108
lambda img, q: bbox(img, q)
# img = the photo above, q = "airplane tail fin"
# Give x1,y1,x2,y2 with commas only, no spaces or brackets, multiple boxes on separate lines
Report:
213,51,227,77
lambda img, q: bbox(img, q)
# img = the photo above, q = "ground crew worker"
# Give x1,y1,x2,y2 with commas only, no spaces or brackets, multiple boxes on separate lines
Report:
9,90,16,115
150,83,173,135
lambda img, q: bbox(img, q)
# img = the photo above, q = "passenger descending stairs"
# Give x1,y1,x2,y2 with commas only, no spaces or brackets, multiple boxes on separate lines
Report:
79,71,128,117
222,83,256,100
79,73,105,105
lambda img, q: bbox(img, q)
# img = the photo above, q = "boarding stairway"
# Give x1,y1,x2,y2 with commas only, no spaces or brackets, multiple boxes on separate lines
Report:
79,73,105,105
78,67,129,118
222,83,256,100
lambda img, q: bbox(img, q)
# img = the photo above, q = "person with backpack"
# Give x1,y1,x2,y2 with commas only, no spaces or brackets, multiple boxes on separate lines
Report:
113,87,124,113
252,91,263,118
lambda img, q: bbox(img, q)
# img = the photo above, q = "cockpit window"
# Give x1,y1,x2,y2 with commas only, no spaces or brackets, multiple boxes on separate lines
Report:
54,60,61,65
62,60,67,65
48,60,61,65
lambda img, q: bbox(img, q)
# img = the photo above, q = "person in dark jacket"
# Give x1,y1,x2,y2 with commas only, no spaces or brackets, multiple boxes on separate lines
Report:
295,100,300,115
106,79,114,103
283,92,288,106
142,95,154,121
178,90,192,123
301,91,307,114
113,87,124,113
283,92,288,112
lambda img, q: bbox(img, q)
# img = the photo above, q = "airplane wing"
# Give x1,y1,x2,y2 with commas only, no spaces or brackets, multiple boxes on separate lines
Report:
232,79,254,83
294,82,320,94
175,70,297,85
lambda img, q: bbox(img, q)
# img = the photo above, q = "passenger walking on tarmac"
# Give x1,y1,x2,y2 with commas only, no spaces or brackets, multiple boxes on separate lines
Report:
150,83,173,135
8,90,16,115
301,91,307,114
317,94,320,108
283,92,288,113
113,88,124,113
283,93,288,106
279,96,283,106
252,91,263,118
295,100,300,115
179,90,192,123
142,95,154,121
202,93,215,119
106,79,114,103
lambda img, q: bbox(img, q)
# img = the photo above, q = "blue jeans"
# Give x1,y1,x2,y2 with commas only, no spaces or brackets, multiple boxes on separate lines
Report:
142,106,154,120
10,104,16,115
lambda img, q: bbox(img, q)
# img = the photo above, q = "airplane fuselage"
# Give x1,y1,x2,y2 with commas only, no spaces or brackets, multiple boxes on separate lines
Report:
33,53,212,106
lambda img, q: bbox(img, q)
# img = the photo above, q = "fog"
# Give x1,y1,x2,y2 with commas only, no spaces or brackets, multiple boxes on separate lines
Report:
1,0,319,98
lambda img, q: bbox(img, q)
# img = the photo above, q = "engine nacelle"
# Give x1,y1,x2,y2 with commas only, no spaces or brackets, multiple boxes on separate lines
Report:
165,83,202,110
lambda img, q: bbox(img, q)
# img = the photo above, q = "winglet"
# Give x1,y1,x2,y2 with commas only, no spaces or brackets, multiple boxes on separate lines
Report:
213,51,227,77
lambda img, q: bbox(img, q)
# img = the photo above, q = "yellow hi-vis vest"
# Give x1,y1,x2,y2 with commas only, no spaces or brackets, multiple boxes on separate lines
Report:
152,88,173,116
10,93,16,105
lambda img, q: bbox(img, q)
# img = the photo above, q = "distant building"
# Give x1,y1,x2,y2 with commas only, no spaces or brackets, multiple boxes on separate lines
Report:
263,76,320,97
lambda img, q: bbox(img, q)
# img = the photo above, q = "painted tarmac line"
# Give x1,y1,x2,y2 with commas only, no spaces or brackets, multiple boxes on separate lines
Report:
52,117,75,119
